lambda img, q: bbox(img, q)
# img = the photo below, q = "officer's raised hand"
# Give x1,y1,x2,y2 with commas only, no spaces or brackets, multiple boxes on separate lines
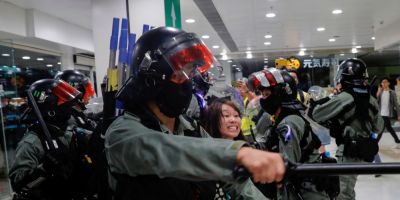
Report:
236,147,285,183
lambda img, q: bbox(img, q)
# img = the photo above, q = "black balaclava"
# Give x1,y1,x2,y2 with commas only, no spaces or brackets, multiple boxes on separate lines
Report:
156,81,193,118
260,86,282,115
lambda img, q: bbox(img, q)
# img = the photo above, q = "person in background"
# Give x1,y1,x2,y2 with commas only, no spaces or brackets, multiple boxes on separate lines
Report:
202,98,266,199
288,71,310,107
395,76,400,103
248,68,334,200
9,79,92,200
237,78,261,141
311,58,384,200
55,70,97,130
105,27,285,200
376,77,400,148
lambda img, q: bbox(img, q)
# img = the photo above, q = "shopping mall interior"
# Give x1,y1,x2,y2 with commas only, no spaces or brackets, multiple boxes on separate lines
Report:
1,0,400,199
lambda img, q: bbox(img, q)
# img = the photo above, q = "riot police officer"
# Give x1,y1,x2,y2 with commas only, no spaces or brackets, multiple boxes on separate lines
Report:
55,69,97,131
247,68,334,200
105,27,285,199
9,79,89,200
311,58,384,200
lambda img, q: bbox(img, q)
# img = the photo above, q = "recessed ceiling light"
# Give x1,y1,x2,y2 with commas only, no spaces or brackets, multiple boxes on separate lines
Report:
351,48,358,53
264,35,272,39
212,45,220,49
185,18,195,23
22,56,30,60
201,35,210,39
46,64,53,67
264,42,271,46
355,46,362,49
238,70,241,72
264,58,268,60
37,58,44,61
245,51,252,54
298,51,305,56
232,64,237,67
371,37,375,40
310,55,314,58
227,60,232,63
329,38,336,42
2,53,10,57
340,53,345,56
317,27,325,32
266,12,276,18
264,60,268,63
236,67,240,70
57,62,61,65
221,54,228,60
332,9,343,14
246,53,253,59
300,48,307,51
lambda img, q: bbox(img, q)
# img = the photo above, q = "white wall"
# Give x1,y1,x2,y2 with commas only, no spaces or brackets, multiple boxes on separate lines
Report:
128,0,165,38
0,1,27,37
375,17,400,50
91,0,166,95
91,0,126,94
27,10,93,52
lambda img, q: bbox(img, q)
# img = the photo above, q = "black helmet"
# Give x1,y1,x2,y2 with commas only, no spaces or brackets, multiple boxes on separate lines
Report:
335,58,368,86
28,79,81,124
248,68,299,115
55,70,95,104
117,27,216,117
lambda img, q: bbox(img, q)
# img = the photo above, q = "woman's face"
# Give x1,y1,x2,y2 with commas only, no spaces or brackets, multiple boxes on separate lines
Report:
219,104,241,140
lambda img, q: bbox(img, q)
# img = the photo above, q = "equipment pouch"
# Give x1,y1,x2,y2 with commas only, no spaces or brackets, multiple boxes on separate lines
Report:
343,137,378,162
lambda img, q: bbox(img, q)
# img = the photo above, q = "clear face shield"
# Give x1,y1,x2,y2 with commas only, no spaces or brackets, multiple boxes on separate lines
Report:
52,80,82,106
334,65,344,86
161,33,217,84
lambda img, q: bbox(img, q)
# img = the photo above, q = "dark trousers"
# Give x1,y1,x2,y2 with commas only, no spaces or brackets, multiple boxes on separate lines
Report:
377,116,400,143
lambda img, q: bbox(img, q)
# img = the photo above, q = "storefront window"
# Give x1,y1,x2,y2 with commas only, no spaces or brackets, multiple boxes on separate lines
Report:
0,41,61,197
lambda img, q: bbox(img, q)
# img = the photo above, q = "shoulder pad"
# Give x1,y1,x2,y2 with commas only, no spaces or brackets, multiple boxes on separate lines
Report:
123,112,141,122
276,124,292,143
22,132,40,145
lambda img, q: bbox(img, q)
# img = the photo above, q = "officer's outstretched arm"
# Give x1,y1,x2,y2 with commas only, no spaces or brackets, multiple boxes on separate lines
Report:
105,125,284,183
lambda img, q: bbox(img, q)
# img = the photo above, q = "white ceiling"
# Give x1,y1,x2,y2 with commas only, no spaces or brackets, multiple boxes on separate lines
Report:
208,0,400,54
4,0,92,29
3,0,400,59
180,0,229,55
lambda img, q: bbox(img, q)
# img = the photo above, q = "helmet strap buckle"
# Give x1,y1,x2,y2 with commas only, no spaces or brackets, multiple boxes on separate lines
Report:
48,110,56,117
139,51,156,72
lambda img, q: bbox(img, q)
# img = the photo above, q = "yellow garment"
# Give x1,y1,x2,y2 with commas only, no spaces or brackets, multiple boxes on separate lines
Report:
297,90,310,106
241,97,258,136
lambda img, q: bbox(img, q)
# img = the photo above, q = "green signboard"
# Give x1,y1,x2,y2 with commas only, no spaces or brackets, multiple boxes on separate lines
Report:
164,0,182,29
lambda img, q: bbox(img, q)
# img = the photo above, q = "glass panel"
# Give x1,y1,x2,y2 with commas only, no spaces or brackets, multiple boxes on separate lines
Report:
0,40,62,198
0,39,14,198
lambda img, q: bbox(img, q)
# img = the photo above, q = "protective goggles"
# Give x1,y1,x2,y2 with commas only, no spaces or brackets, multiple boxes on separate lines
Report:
247,68,284,92
52,80,82,105
160,32,216,84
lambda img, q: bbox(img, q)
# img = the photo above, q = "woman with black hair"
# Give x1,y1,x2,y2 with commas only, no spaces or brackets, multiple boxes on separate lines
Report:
202,98,266,200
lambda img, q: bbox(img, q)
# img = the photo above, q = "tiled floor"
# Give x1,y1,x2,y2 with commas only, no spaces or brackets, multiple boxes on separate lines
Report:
326,131,400,200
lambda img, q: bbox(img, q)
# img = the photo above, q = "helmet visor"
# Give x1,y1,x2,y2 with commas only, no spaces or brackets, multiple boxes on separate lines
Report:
83,82,95,103
162,33,216,84
247,73,262,92
52,80,82,105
